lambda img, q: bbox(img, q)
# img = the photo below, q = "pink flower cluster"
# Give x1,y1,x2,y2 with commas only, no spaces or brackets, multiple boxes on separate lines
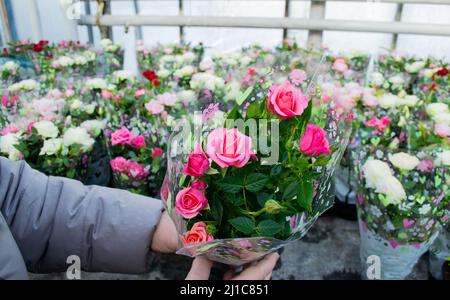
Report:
1,95,18,107
365,116,391,134
145,92,177,115
111,128,146,150
110,157,149,179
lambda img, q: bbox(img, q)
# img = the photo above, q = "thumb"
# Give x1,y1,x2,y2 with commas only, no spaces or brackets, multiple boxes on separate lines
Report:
186,256,213,280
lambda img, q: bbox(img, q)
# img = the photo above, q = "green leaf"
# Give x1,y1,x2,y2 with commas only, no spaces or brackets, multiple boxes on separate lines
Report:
246,102,261,119
297,180,313,211
218,176,243,193
210,198,223,224
226,107,243,121
236,86,254,106
270,165,282,177
282,180,299,200
228,217,255,234
257,192,273,207
245,173,269,193
256,219,283,236
205,167,219,175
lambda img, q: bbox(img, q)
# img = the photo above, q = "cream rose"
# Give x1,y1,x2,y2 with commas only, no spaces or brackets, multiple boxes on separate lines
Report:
362,159,393,189
389,152,420,171
426,103,449,117
376,176,406,205
63,127,95,152
33,121,59,138
40,138,62,156
0,133,22,160
370,72,384,86
434,150,450,167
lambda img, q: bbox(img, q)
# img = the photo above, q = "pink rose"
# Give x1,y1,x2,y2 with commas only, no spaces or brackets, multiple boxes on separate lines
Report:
152,147,163,158
127,161,148,179
206,128,255,168
110,157,129,173
101,90,113,100
365,116,391,134
333,58,349,73
434,124,450,138
0,125,19,135
111,128,132,146
300,124,331,156
362,88,378,107
65,89,75,97
182,222,214,244
191,179,207,191
130,135,146,150
27,122,35,134
145,100,164,114
182,144,210,177
157,93,177,106
289,69,307,85
267,81,309,119
175,187,208,219
135,89,146,97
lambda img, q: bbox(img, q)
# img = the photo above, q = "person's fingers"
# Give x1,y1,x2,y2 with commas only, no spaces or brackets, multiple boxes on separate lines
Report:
264,271,272,280
151,211,179,253
186,256,213,280
232,253,279,280
223,269,236,280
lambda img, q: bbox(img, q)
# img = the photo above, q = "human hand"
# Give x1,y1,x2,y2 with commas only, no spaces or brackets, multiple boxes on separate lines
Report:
186,253,280,280
151,210,179,253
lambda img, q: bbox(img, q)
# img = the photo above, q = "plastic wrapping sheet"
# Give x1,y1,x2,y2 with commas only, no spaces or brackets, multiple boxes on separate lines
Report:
429,226,450,280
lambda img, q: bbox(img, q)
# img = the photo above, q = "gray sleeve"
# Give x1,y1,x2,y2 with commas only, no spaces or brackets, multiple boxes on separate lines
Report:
0,157,164,274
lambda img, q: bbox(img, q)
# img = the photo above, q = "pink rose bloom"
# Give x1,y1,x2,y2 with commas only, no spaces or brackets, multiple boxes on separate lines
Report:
362,88,378,107
130,135,146,150
27,122,35,134
0,125,19,135
111,128,132,146
182,144,210,177
65,89,75,97
101,90,113,100
145,100,164,114
267,81,309,120
175,187,208,219
191,179,207,191
206,128,255,168
48,89,63,99
152,147,163,158
182,222,214,244
110,157,129,173
1,95,18,107
333,58,349,73
127,161,147,179
135,89,146,97
416,160,433,173
365,116,391,133
300,124,331,156
434,124,450,138
160,111,169,119
157,92,177,106
320,82,336,102
289,69,307,85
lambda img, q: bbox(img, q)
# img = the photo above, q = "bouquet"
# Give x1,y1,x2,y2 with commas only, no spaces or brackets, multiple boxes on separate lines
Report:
162,61,351,265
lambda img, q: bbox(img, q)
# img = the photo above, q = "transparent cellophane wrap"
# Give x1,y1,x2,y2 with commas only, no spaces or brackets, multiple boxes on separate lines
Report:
161,111,352,266
353,145,449,278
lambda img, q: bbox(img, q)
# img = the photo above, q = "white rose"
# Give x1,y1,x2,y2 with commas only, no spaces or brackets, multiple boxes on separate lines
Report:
199,60,213,71
40,138,62,156
424,69,435,79
433,113,450,126
376,176,406,205
157,69,171,79
81,120,105,137
70,99,83,110
389,152,420,171
370,72,384,86
113,70,135,83
33,121,59,138
86,78,108,90
9,79,38,92
378,93,399,109
174,65,195,78
0,133,21,160
426,103,449,117
100,39,113,48
63,127,95,152
177,90,195,102
57,56,74,67
363,159,393,189
240,56,252,66
434,150,450,166
181,52,196,63
73,55,88,66
389,75,404,87
1,61,19,72
83,104,96,115
405,61,425,73
398,95,419,107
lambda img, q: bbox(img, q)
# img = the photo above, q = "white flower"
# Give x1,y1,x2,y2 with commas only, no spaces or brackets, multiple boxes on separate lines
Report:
73,55,88,66
199,59,213,71
157,69,171,79
86,78,108,90
369,205,383,218
389,152,420,171
9,79,39,92
389,75,404,87
433,112,450,126
40,138,62,156
101,39,121,52
63,127,95,152
370,72,384,86
113,70,135,83
56,56,74,67
33,121,59,138
377,93,399,109
1,61,19,73
363,159,393,189
83,104,96,115
426,103,449,117
240,56,252,66
224,80,241,102
80,120,105,137
434,150,450,166
190,72,224,91
70,99,83,110
174,65,195,78
181,52,196,63
100,39,113,48
0,133,21,160
376,175,406,205
418,204,431,215
398,95,419,107
405,61,425,73
177,90,195,103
